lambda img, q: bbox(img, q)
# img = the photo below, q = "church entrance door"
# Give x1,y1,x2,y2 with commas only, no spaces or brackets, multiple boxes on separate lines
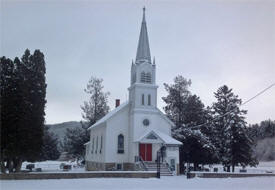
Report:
139,143,152,161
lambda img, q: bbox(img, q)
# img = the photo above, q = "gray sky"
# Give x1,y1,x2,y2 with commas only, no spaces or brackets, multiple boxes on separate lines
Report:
1,0,274,125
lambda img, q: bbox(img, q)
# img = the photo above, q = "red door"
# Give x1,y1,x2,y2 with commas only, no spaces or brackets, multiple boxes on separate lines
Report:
146,144,152,161
139,144,152,161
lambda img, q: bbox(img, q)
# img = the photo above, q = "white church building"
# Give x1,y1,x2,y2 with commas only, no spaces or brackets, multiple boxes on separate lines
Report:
85,8,181,175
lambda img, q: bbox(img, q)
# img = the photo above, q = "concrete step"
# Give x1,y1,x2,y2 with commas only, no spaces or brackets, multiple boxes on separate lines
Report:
144,162,173,176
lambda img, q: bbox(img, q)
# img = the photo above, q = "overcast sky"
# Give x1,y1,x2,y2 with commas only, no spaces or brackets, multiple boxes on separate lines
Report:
1,0,274,124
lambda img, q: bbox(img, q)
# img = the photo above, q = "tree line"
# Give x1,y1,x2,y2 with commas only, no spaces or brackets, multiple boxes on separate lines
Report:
247,120,275,141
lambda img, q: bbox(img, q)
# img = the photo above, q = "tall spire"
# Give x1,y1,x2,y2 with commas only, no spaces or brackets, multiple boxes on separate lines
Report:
136,7,151,63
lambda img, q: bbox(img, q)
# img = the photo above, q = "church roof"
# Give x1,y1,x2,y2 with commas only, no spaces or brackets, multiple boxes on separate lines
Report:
136,7,151,63
87,101,129,130
135,129,182,145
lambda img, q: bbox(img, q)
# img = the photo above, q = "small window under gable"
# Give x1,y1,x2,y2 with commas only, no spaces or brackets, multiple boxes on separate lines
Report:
147,133,158,140
148,94,151,106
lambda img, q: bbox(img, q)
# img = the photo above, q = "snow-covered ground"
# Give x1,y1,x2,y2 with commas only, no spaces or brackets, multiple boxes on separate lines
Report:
205,161,275,174
21,160,85,173
1,161,274,190
1,176,275,190
21,160,275,174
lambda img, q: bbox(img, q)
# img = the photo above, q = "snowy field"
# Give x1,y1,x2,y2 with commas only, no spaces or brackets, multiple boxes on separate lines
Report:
1,176,275,190
207,161,275,174
1,161,274,190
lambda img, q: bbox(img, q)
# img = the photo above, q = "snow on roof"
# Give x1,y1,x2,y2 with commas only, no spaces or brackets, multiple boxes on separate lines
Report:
135,129,182,145
88,101,129,130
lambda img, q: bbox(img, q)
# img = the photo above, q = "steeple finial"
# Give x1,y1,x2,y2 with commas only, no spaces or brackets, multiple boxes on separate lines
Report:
135,7,151,64
142,7,146,22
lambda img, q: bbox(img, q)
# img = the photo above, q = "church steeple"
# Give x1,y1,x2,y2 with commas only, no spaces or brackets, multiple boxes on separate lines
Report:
136,7,151,64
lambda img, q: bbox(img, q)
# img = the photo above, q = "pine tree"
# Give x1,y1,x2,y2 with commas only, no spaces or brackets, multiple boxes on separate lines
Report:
17,49,46,164
81,77,110,126
62,124,89,159
0,49,47,172
62,77,110,159
39,126,60,161
162,76,216,171
0,57,17,173
212,85,257,171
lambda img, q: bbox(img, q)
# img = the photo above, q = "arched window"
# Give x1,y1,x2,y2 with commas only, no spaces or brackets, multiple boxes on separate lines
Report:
145,72,152,83
117,134,124,154
140,71,146,83
96,136,98,154
100,136,103,154
140,71,152,84
148,94,151,106
142,94,145,105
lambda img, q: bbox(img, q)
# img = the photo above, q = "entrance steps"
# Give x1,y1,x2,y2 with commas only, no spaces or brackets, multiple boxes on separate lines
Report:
144,162,173,176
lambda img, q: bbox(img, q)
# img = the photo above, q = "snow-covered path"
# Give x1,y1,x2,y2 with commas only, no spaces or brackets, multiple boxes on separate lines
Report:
1,176,274,190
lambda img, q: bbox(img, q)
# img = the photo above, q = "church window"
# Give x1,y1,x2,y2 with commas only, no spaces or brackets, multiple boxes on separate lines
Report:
145,72,151,83
141,71,146,83
100,136,103,154
140,72,152,84
96,136,98,154
143,119,150,126
148,94,151,105
91,137,94,154
147,133,157,140
142,94,145,105
117,134,124,154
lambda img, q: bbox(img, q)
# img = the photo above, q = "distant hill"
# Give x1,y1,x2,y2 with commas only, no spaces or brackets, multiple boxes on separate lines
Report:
46,121,82,143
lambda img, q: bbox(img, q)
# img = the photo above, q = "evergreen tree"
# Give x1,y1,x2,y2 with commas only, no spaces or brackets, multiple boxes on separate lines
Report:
40,126,60,161
81,77,110,126
62,77,110,159
0,49,47,172
62,122,89,159
0,57,17,173
211,85,257,171
162,76,215,171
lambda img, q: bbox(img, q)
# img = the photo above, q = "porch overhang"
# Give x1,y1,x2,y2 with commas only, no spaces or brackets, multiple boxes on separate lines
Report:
134,129,182,145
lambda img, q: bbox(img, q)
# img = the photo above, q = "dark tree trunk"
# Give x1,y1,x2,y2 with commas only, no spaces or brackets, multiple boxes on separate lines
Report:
226,166,230,172
194,163,199,171
13,158,22,172
7,159,13,173
0,160,6,173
